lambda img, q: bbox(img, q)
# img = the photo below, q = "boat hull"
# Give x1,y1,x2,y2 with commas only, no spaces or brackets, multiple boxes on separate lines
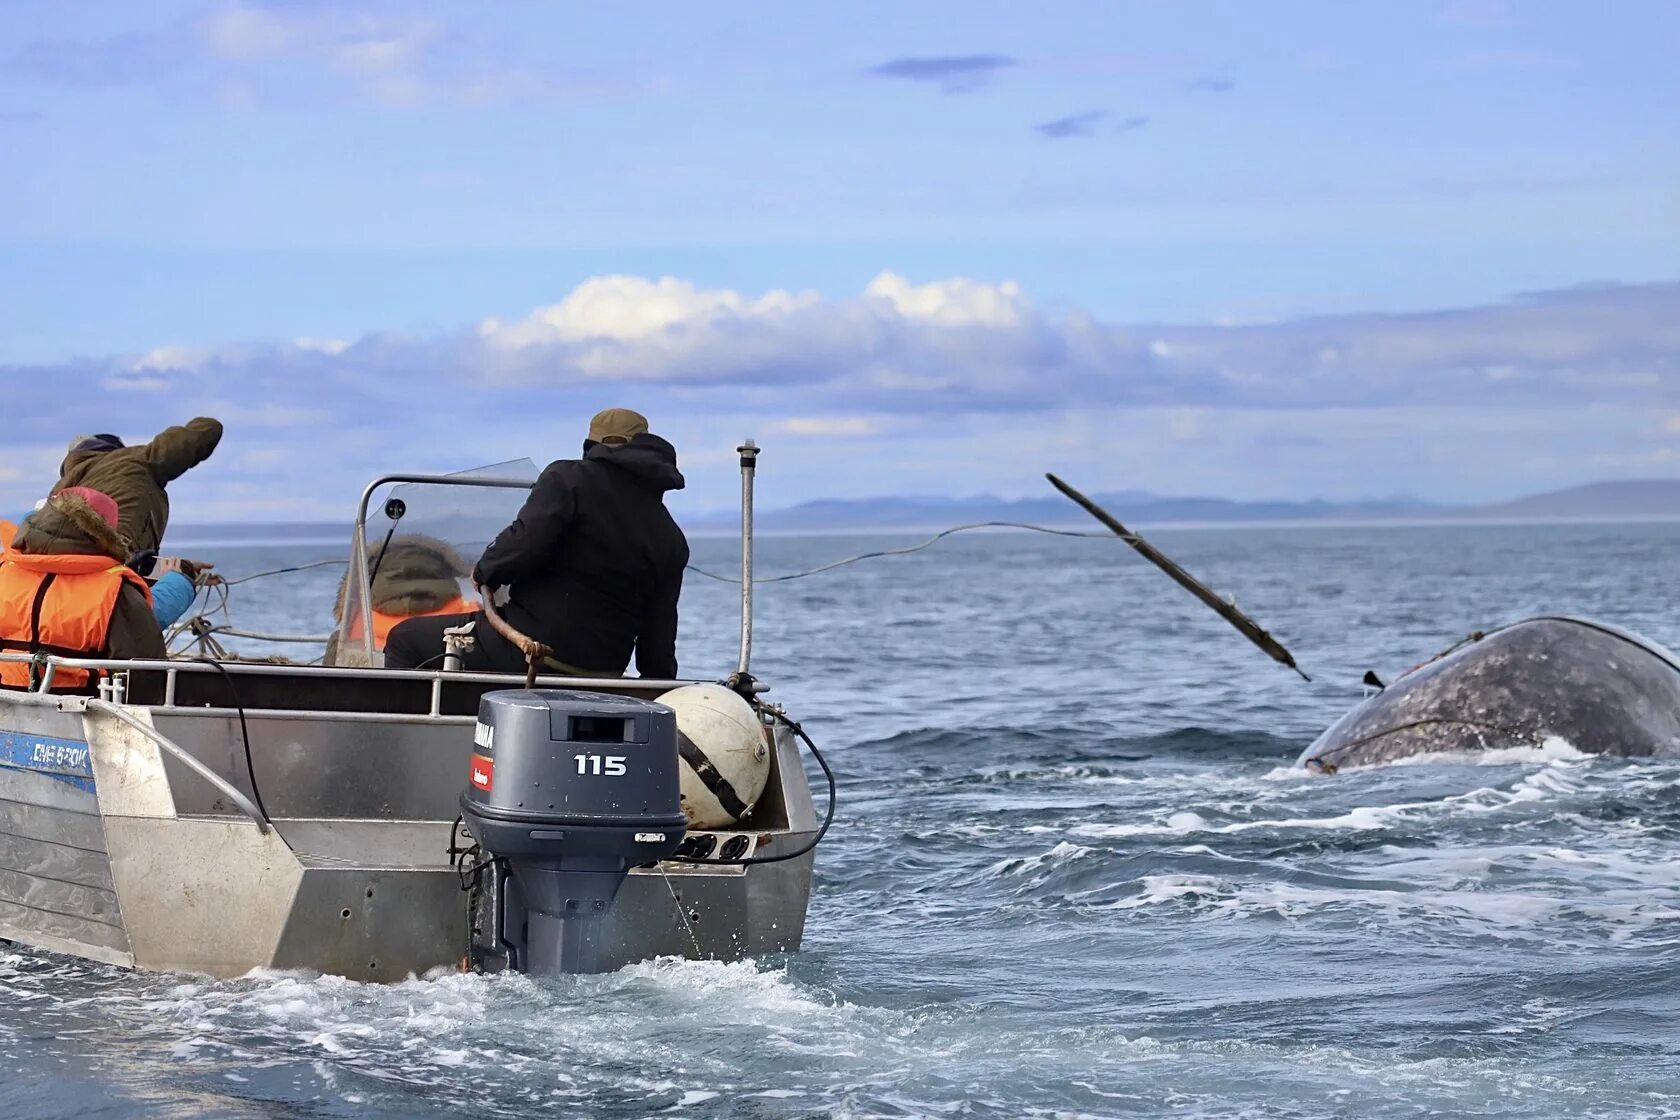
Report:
0,674,816,980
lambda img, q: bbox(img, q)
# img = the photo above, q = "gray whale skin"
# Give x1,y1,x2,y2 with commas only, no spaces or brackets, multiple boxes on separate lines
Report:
1298,617,1680,773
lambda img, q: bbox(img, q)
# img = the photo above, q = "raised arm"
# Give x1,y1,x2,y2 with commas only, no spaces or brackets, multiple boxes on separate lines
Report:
474,461,580,587
144,417,224,483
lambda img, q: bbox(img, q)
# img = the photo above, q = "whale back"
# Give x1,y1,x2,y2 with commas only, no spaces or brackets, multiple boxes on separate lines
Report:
1299,617,1680,771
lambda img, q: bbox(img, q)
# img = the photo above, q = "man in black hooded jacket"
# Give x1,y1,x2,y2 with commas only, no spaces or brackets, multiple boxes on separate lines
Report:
384,408,689,678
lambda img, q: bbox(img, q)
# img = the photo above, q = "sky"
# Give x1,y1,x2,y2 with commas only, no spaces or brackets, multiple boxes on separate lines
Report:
1,0,1677,522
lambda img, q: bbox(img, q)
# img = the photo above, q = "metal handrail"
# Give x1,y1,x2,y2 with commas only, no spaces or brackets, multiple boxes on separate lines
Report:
352,472,540,528
83,698,272,833
0,650,692,694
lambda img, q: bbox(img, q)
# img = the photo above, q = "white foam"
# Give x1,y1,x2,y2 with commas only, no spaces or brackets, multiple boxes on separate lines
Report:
1386,735,1590,769
1067,754,1598,840
1101,872,1680,943
1071,801,1423,838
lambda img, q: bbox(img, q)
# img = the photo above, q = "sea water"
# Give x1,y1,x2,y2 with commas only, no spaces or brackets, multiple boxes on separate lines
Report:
4,521,1680,1118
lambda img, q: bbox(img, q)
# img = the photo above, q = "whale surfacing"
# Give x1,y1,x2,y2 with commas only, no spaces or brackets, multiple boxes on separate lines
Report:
1299,617,1680,773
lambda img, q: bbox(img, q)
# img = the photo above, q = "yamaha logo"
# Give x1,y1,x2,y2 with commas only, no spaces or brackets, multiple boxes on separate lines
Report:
469,752,495,791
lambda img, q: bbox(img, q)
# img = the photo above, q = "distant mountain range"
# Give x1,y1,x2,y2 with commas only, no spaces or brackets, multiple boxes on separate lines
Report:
9,479,1679,542
685,478,1680,533
1453,480,1680,521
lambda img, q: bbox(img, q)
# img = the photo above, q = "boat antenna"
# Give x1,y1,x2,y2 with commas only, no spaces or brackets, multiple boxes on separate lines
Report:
728,439,761,695
1045,473,1311,682
366,496,406,590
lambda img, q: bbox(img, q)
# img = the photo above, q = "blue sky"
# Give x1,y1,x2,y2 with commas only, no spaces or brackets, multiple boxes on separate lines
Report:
1,0,1677,521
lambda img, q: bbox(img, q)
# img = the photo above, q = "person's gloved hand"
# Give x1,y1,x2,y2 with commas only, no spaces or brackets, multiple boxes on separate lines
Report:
153,557,217,586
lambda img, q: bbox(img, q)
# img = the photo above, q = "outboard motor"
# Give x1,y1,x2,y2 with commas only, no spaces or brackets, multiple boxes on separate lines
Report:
460,690,688,974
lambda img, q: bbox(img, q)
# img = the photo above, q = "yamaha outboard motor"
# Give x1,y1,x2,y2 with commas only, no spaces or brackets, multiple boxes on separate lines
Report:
461,690,688,974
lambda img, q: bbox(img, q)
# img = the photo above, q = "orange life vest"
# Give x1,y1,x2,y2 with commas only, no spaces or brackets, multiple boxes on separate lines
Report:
0,552,153,692
348,597,477,650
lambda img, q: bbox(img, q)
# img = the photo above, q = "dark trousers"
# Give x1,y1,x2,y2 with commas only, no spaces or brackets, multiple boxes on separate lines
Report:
383,613,524,673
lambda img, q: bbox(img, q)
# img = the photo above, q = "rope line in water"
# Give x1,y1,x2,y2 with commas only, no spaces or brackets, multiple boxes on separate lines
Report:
685,520,1109,584
221,558,348,586
166,520,1112,656
184,522,1106,595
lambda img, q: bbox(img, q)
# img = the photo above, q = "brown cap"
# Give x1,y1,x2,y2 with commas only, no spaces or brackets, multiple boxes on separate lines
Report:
587,407,649,445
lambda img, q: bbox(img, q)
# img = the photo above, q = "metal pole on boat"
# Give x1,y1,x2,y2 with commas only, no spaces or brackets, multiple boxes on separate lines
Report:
734,439,759,682
349,508,377,662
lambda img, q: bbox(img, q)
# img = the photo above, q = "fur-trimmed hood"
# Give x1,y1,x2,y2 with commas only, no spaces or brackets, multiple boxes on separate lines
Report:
332,534,470,621
13,492,129,560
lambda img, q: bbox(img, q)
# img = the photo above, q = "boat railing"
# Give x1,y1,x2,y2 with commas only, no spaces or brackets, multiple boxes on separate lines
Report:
0,653,809,841
82,696,274,833
0,652,696,719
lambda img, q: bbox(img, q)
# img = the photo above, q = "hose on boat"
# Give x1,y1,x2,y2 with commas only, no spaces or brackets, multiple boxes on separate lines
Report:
184,656,290,849
446,816,500,964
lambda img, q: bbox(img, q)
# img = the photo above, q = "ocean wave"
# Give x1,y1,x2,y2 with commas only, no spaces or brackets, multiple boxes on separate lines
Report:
1097,873,1680,944
1065,759,1595,841
985,840,1102,881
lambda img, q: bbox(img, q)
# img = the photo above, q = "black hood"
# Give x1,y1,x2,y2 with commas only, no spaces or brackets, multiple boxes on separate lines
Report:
59,434,125,475
584,433,685,492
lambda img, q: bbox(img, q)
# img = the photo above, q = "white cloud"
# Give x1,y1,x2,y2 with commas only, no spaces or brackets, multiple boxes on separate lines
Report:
132,344,214,372
477,271,1035,354
184,2,584,108
0,1,589,110
770,417,883,438
199,3,440,81
479,275,819,347
102,373,172,392
5,275,1678,513
60,275,1680,420
200,3,300,60
863,272,1027,327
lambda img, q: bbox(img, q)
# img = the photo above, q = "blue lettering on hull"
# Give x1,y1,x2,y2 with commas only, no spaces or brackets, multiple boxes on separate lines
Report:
0,730,96,793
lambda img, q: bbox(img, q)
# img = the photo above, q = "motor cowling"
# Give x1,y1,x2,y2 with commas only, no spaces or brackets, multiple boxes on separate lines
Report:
460,689,687,974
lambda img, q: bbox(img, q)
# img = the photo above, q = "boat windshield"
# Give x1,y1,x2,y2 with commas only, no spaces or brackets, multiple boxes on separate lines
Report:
331,459,539,666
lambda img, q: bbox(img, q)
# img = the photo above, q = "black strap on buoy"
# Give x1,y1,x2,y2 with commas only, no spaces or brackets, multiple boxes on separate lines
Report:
1045,473,1311,682
676,732,750,822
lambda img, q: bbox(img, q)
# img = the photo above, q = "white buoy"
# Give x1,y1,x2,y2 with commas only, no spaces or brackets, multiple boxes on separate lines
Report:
656,683,771,829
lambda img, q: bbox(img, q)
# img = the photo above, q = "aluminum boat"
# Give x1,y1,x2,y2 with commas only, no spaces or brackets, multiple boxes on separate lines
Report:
0,442,829,979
